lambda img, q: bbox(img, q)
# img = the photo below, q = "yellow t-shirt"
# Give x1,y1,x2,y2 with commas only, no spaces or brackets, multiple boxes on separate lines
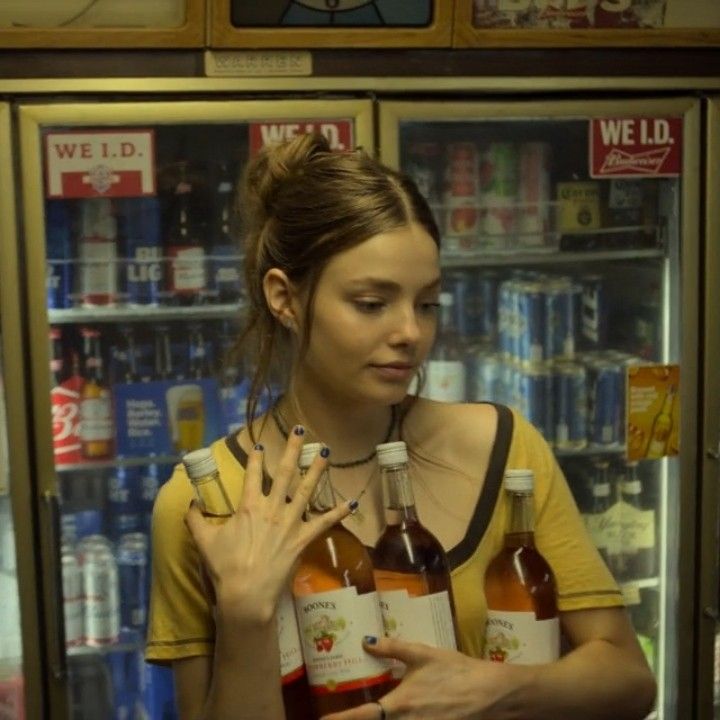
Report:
145,405,623,664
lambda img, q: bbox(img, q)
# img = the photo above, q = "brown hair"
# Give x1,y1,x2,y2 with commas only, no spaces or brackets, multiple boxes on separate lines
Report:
234,132,440,439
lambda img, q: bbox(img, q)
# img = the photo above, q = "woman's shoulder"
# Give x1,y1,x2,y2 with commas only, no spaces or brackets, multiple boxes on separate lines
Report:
402,397,501,467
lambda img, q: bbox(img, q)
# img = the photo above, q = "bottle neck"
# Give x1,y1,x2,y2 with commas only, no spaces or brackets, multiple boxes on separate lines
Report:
303,468,337,516
191,470,234,517
381,463,419,524
505,491,535,547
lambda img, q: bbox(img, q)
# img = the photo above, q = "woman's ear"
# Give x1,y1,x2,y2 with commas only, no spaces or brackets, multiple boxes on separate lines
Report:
263,268,298,330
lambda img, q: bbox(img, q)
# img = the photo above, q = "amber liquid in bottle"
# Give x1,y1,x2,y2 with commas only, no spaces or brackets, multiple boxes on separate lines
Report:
293,444,393,717
372,442,458,682
484,470,559,664
182,449,313,720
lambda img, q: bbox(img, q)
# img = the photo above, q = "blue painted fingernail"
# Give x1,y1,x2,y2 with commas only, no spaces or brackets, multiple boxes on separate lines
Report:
348,499,359,512
254,443,264,451
364,635,378,645
320,446,330,458
293,425,305,436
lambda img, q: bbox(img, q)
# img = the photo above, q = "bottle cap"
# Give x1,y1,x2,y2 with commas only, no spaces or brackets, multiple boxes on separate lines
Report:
622,480,642,495
439,292,453,307
504,469,534,493
376,441,408,467
299,442,323,469
183,448,218,480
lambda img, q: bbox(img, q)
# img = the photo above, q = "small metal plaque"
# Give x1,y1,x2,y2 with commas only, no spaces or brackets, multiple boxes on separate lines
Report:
205,50,313,77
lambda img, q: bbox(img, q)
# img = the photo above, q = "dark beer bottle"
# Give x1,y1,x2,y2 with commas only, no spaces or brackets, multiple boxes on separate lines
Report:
79,327,114,459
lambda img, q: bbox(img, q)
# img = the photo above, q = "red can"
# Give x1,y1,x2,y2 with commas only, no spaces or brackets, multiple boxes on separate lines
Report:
443,142,480,247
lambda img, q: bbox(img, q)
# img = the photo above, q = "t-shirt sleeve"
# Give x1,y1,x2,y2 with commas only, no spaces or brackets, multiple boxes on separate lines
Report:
145,464,215,664
518,415,625,612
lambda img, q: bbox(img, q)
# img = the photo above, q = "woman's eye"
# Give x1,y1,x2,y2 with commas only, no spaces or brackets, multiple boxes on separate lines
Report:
419,301,441,314
354,300,385,313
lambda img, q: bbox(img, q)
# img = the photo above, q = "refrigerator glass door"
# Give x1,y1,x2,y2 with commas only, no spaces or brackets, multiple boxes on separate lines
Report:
18,99,373,719
379,97,700,720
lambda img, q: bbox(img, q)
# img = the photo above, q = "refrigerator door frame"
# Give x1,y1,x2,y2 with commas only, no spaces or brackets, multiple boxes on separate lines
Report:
378,96,701,719
697,96,720,720
17,96,374,718
0,103,44,719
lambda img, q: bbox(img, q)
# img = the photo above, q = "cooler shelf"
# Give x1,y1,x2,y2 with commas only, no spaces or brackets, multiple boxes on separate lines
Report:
56,455,180,473
48,302,244,325
441,247,665,268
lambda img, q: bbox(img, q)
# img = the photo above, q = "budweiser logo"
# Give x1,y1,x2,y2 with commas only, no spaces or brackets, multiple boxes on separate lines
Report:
599,147,671,175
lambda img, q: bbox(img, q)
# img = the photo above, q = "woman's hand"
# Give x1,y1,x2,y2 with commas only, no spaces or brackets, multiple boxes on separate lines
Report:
320,636,529,720
184,428,353,626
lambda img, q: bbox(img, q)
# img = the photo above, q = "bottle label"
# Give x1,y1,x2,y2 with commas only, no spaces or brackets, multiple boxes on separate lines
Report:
377,588,456,650
484,610,559,665
583,511,610,552
168,246,206,293
51,381,83,462
80,396,114,441
294,587,391,694
423,361,466,403
277,590,305,684
80,237,118,299
619,502,655,551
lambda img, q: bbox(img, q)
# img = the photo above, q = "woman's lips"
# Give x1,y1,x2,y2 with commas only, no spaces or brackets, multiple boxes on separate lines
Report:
370,364,415,381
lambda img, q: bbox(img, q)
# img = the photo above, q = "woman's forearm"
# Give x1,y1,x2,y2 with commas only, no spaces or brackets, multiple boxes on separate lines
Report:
201,609,285,720
501,640,657,720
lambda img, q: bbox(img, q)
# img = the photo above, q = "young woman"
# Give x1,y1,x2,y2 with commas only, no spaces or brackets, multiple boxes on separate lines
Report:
146,133,656,720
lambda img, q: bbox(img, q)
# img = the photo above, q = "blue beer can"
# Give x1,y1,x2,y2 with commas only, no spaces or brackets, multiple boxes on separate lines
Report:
497,280,514,358
477,272,499,344
117,532,149,632
470,352,502,402
545,280,579,361
553,361,588,450
139,463,161,529
46,200,74,309
587,360,622,446
120,197,163,306
107,466,142,541
106,645,143,720
446,270,474,342
518,364,553,443
580,274,606,349
517,281,546,366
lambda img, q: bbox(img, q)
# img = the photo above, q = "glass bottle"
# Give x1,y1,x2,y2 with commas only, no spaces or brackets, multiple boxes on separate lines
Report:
619,462,656,581
421,291,466,403
582,460,613,568
78,198,118,307
165,164,207,306
372,441,458,682
293,443,393,716
153,324,174,382
187,323,211,380
181,448,312,720
484,469,559,664
210,163,243,304
645,385,676,459
79,327,114,459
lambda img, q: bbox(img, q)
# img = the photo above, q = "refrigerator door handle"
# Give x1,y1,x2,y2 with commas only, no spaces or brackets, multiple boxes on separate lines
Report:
43,489,67,681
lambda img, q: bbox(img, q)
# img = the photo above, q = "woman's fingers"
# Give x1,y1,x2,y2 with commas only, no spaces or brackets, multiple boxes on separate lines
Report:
320,701,388,720
299,496,355,547
240,443,266,508
360,636,436,668
289,446,331,519
271,425,307,504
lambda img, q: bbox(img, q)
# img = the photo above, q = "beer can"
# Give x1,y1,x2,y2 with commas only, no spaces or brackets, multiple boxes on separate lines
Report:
553,361,588,451
545,280,579,361
120,197,163,306
446,270,477,343
117,532,149,632
477,271,500,344
499,360,516,407
579,274,606,349
106,648,143,720
482,142,518,242
497,280,514,359
443,142,480,249
46,200,75,310
62,550,85,647
470,352,502,403
518,365,553,443
517,142,552,249
516,282,546,366
587,360,623,446
107,466,143,541
83,545,121,646
405,141,442,206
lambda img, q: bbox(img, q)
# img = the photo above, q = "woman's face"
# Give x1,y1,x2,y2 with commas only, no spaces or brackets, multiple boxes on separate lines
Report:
294,222,441,407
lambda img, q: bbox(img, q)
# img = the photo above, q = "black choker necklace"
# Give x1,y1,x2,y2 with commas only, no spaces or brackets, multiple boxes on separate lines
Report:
271,401,397,469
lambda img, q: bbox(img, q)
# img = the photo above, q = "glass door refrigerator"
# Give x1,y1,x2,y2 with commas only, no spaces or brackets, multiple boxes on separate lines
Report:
698,96,720,720
16,98,373,719
0,102,44,720
379,96,701,720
